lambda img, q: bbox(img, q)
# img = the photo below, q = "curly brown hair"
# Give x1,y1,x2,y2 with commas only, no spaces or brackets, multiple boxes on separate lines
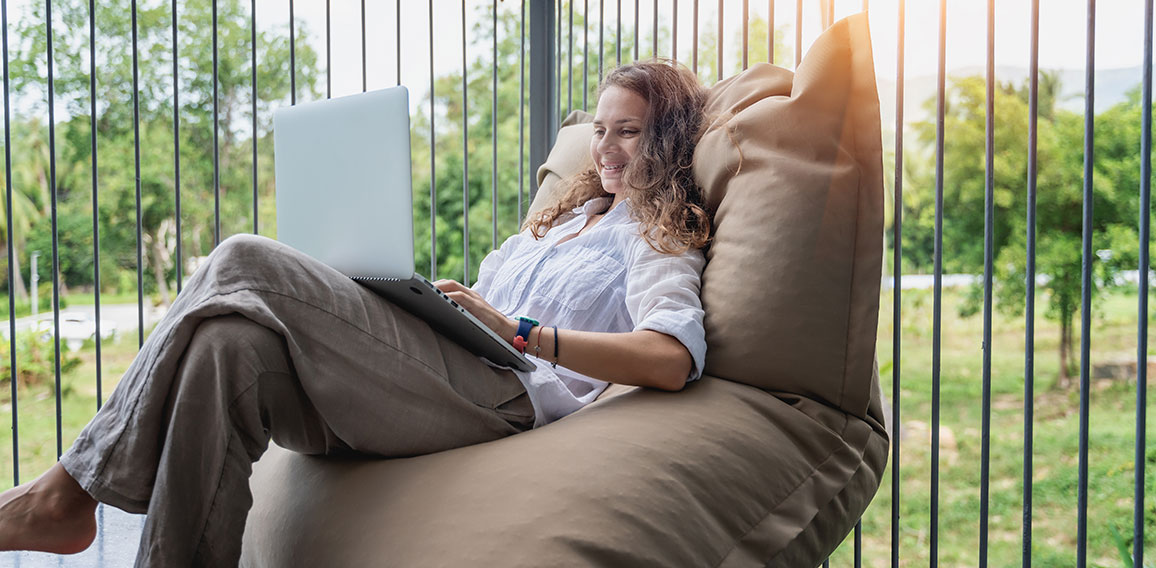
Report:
524,59,712,254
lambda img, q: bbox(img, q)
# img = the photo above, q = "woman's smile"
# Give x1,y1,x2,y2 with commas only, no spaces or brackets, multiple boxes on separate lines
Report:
591,85,649,200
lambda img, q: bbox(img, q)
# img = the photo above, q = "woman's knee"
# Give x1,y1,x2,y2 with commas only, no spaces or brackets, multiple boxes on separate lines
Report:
208,234,282,267
196,234,301,289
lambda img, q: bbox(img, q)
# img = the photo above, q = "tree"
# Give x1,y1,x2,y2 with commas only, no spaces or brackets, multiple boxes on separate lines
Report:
6,0,319,304
907,74,1145,386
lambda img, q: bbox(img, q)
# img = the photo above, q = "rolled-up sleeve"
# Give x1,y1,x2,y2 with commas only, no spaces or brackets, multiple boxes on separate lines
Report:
624,242,708,383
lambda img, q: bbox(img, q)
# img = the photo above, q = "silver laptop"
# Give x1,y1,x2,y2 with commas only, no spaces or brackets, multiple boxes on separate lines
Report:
272,86,535,372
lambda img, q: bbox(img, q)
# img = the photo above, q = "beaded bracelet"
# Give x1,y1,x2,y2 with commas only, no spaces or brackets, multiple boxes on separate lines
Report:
533,324,544,359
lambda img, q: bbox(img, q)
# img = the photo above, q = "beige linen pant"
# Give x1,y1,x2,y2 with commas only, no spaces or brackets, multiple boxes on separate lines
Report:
58,235,534,567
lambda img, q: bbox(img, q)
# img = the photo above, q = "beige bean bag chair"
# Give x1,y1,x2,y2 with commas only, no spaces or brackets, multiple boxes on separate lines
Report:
241,13,888,567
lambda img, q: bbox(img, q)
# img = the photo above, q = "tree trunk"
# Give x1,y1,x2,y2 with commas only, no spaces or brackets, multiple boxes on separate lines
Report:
149,233,172,307
6,243,27,301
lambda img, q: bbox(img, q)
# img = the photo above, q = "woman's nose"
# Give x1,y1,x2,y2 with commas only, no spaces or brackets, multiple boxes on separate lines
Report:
597,133,617,154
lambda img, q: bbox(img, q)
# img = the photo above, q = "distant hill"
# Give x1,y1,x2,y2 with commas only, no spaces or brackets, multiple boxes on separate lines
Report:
876,65,1144,131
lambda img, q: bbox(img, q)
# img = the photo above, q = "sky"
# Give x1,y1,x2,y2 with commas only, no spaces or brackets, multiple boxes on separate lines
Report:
4,0,1155,113
243,0,1156,103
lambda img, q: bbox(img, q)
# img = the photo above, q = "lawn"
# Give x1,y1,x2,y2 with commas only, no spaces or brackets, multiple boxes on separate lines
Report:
829,286,1156,567
0,287,1153,566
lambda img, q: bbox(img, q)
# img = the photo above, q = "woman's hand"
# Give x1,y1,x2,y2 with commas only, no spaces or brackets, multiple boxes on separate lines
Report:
433,280,518,344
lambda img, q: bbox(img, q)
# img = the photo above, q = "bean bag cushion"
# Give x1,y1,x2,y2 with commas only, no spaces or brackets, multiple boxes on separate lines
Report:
242,12,887,568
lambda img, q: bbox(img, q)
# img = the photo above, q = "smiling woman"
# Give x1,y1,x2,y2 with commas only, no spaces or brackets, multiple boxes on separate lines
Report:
0,58,716,567
528,60,711,255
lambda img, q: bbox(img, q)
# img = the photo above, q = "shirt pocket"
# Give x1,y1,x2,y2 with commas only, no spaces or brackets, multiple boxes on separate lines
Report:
537,246,625,311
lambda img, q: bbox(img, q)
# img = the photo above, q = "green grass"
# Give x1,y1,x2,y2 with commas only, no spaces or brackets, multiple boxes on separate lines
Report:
828,286,1156,567
0,287,1153,566
0,330,145,490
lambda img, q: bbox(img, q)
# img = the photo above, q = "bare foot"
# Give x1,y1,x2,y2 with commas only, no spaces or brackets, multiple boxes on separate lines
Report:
0,462,98,554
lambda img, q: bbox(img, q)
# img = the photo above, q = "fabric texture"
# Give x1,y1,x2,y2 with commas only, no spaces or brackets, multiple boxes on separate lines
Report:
243,12,888,568
61,235,532,567
242,378,875,568
692,14,884,425
474,195,707,427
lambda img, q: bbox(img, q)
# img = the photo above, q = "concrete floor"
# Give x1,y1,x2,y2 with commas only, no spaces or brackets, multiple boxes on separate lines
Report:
0,505,143,567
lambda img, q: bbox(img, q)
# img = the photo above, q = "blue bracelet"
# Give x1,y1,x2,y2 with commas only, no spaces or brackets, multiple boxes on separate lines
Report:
514,316,538,354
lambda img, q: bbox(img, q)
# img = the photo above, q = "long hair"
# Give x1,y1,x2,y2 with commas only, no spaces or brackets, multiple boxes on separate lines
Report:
524,60,712,254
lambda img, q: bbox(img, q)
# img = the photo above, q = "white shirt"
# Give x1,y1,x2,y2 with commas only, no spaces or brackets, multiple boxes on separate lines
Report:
472,197,707,427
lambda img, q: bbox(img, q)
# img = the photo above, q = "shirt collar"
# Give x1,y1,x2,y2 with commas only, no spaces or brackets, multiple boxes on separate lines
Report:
576,196,631,219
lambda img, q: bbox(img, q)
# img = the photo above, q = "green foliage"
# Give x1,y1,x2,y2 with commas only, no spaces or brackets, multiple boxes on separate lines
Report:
0,0,319,302
907,73,1151,383
0,329,81,392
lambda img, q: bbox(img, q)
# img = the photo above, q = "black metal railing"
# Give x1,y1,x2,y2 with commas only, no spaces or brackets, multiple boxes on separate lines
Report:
0,1,1151,566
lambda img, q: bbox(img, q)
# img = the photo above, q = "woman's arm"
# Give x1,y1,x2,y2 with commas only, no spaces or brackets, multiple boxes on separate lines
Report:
528,326,693,391
434,279,693,391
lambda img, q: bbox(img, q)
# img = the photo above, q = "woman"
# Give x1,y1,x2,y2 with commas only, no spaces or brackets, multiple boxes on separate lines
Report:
0,59,711,566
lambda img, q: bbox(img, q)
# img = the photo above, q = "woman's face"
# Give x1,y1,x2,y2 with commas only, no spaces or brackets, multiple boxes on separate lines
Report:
591,85,649,197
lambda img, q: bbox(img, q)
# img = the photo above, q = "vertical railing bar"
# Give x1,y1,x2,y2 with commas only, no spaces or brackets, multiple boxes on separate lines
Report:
569,0,574,113
519,0,527,225
692,0,697,74
1023,1,1039,565
854,521,862,568
979,0,995,564
213,0,221,245
173,0,182,294
429,0,437,279
652,0,657,58
768,0,773,64
557,0,562,124
252,0,258,234
1076,1,1095,565
397,0,402,85
822,559,829,567
634,0,639,61
716,0,722,81
617,0,622,66
361,0,367,93
46,0,64,460
90,0,103,408
827,0,832,28
133,0,143,349
326,0,332,99
672,0,677,62
1136,0,1153,565
493,0,499,251
1,0,16,485
530,0,557,196
932,0,946,564
584,0,589,111
463,0,471,285
290,0,296,105
891,1,904,565
794,0,800,68
742,0,748,70
598,0,604,81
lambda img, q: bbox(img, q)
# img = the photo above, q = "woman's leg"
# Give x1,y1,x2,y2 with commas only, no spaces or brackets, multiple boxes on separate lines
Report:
0,234,532,566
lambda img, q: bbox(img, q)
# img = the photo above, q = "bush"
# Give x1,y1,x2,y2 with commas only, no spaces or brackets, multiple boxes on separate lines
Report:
0,330,82,392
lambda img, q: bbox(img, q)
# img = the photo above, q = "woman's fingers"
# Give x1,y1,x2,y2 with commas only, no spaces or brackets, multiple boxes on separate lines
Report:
433,279,465,293
434,279,482,301
435,283,514,340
